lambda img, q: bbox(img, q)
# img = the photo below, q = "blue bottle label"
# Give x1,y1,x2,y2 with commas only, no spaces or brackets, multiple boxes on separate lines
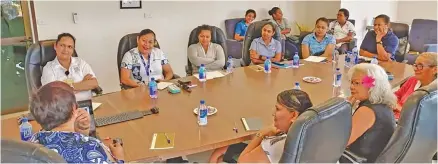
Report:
20,129,32,141
336,74,342,81
264,62,270,71
199,72,205,79
199,108,207,118
149,85,156,95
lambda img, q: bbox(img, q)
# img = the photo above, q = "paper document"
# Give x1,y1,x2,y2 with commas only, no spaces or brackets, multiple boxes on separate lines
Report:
92,102,102,111
194,71,225,80
150,133,175,150
358,56,373,61
304,56,327,62
157,82,173,90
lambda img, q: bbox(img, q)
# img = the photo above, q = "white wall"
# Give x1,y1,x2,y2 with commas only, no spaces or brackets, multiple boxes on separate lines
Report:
396,1,437,24
341,0,398,47
34,1,306,93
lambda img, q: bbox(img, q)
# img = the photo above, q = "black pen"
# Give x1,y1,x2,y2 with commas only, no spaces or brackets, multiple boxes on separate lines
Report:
164,133,171,144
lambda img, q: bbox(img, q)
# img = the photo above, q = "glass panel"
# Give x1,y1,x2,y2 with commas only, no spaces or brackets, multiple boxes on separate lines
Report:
1,0,25,38
1,44,28,112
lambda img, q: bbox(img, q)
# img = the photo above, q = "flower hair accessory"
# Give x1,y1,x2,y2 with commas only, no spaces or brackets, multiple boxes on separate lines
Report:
362,76,375,88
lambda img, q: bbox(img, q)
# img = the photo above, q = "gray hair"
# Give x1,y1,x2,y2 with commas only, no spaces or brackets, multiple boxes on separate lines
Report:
348,63,396,108
418,52,437,66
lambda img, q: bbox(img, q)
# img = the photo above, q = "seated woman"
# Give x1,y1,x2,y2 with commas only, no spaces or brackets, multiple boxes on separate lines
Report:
29,81,124,163
234,9,256,41
328,8,356,54
249,22,282,64
360,14,398,61
188,25,226,73
394,52,437,119
120,29,174,88
340,63,397,163
302,17,336,61
209,89,313,163
268,7,292,39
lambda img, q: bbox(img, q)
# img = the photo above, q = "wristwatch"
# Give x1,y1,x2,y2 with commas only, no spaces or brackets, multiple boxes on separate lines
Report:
256,132,264,139
376,41,383,45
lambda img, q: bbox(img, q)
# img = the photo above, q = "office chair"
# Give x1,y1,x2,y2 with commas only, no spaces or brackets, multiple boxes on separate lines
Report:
279,97,352,163
117,33,179,89
390,22,410,62
1,139,66,163
404,19,437,64
241,20,283,66
225,18,245,60
343,80,437,163
24,40,103,96
186,25,227,76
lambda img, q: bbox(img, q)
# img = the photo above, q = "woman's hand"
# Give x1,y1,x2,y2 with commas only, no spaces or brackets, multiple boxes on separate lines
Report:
103,138,125,161
259,127,280,137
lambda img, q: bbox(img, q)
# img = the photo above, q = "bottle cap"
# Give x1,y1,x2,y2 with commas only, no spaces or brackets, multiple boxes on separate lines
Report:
151,77,155,81
295,82,299,86
228,55,232,59
200,100,205,104
201,64,205,67
336,68,340,71
21,117,28,123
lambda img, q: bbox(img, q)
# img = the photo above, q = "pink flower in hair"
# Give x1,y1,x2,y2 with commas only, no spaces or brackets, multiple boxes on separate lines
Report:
362,76,375,88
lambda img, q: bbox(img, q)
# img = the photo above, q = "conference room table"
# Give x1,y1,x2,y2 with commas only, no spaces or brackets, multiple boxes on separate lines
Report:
1,56,414,162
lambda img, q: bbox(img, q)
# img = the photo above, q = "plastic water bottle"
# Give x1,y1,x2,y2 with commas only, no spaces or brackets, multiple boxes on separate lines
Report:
264,57,271,73
198,100,208,126
294,82,301,90
292,52,300,68
149,77,158,99
351,45,358,66
226,56,234,73
333,68,342,87
344,51,351,68
371,57,379,65
199,64,207,82
19,118,33,141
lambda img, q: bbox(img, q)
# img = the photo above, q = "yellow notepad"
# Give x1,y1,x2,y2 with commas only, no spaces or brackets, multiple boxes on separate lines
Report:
150,133,175,150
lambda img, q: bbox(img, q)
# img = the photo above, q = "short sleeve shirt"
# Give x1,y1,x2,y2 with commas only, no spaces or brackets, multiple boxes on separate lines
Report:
41,57,96,101
249,37,282,58
261,134,287,163
235,20,248,37
360,30,399,60
302,33,336,55
121,47,169,84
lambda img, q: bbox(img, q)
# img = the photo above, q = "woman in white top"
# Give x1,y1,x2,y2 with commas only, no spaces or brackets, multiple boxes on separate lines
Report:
120,29,174,88
209,89,313,163
269,7,292,39
187,25,226,73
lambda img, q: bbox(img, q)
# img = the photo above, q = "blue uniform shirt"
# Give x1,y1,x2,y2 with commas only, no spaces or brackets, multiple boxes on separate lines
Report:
302,33,336,56
235,20,248,37
360,30,399,60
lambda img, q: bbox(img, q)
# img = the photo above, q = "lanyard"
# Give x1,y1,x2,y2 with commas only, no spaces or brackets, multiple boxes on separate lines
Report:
139,54,151,77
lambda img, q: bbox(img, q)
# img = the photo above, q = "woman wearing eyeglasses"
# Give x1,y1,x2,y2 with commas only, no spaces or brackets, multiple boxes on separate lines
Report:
393,52,437,119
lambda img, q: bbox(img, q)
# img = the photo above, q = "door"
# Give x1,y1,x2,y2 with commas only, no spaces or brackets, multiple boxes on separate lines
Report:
1,0,34,113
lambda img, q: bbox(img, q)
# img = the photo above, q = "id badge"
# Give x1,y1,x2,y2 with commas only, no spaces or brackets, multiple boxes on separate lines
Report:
64,78,74,86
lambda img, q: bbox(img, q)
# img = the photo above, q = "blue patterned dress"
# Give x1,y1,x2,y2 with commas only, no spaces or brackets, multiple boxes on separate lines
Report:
29,131,113,163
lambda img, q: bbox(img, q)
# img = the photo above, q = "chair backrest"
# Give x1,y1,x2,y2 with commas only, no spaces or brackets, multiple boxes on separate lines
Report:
375,80,437,163
241,20,281,66
186,25,227,75
390,22,409,39
1,139,66,163
116,33,160,80
25,40,78,95
408,19,437,52
328,19,356,26
225,18,245,39
279,97,352,163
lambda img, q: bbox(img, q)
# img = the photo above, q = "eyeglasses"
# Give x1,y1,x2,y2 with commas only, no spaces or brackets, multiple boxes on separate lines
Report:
412,64,436,70
350,80,362,87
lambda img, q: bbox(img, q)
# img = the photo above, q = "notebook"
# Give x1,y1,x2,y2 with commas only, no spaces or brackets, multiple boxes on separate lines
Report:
157,82,174,90
150,132,175,150
194,71,226,81
241,117,263,131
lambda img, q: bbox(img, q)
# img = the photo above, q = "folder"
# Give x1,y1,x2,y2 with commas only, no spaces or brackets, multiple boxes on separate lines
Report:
241,117,263,131
150,133,175,150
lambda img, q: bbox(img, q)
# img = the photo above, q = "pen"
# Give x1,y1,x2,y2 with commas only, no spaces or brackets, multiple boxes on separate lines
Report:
164,133,171,144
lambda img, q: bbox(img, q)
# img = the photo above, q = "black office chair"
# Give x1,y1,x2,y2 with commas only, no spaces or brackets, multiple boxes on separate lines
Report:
117,33,179,89
343,80,437,163
1,139,66,163
241,20,282,66
375,80,437,163
186,25,227,76
279,97,352,163
24,40,103,96
390,22,410,62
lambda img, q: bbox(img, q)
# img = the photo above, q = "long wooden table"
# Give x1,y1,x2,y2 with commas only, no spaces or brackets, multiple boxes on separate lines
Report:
1,57,414,162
